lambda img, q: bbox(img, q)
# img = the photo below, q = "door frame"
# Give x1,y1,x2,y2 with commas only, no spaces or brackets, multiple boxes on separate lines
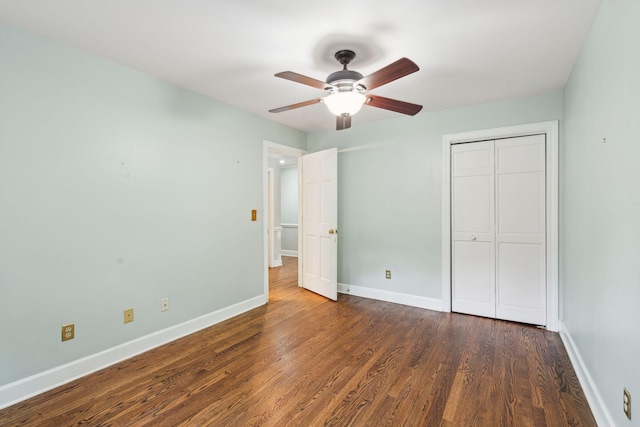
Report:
267,167,283,268
441,121,559,331
263,140,306,303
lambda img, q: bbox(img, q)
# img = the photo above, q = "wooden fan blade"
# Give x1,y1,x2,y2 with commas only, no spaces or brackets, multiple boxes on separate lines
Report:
269,98,323,113
336,115,352,131
275,71,332,90
356,58,419,91
366,94,423,116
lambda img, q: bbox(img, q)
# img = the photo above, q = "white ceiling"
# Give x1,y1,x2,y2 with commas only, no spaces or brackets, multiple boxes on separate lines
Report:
0,0,601,132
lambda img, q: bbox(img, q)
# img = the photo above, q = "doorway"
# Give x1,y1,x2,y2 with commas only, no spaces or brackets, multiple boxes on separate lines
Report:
267,156,298,268
263,141,305,302
263,142,339,303
441,121,559,331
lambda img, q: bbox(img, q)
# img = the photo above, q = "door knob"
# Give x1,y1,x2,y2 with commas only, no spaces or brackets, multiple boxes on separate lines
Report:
472,235,477,241
328,229,337,235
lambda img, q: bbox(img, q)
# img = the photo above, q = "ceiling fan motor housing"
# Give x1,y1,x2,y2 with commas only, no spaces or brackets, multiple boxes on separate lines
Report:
326,70,364,87
326,49,365,91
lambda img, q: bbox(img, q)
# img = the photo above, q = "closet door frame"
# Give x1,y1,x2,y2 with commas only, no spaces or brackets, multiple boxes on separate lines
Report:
441,121,559,332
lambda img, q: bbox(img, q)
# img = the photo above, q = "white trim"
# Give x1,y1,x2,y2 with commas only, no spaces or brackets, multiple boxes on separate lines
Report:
442,121,559,331
263,141,306,297
338,283,442,312
280,224,298,258
270,226,283,267
560,322,615,427
337,283,350,294
297,155,303,288
0,295,265,410
267,167,276,268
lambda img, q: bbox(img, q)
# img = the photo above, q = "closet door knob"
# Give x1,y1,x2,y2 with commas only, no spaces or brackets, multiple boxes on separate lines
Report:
472,235,477,241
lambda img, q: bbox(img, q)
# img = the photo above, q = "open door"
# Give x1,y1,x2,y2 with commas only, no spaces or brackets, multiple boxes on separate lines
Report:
301,148,338,301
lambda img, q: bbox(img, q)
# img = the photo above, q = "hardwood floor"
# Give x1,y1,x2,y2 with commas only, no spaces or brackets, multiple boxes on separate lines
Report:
0,256,595,426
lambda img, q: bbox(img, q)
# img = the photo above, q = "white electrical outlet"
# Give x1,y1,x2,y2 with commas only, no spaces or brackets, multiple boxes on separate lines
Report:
161,298,169,312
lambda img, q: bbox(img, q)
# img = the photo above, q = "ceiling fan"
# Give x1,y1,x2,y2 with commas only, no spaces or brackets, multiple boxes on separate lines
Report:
269,50,423,130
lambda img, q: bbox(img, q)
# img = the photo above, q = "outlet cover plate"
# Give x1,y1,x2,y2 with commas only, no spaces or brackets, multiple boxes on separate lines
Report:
124,308,134,324
624,388,631,420
61,323,75,342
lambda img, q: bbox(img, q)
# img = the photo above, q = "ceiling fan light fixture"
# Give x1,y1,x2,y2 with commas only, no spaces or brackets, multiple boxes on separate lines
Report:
324,92,366,116
270,52,421,130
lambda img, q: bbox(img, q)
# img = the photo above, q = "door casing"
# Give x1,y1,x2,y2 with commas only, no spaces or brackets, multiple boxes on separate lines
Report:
442,121,559,332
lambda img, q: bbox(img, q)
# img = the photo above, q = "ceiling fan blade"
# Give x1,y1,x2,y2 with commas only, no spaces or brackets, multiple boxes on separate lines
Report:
269,98,323,113
366,95,423,116
336,115,352,131
275,71,332,90
356,58,419,91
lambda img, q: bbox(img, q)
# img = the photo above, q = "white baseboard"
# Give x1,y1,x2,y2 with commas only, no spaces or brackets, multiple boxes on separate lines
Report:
560,321,614,427
0,295,266,410
269,260,283,267
281,250,298,257
338,283,442,312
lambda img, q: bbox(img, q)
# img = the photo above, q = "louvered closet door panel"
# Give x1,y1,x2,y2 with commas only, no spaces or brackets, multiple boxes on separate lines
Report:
495,135,546,325
451,141,496,318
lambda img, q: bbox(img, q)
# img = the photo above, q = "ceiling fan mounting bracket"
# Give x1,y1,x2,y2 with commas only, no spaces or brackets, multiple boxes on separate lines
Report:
334,50,356,69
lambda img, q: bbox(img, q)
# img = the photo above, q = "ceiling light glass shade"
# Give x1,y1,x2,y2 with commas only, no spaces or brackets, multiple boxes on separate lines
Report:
324,92,366,116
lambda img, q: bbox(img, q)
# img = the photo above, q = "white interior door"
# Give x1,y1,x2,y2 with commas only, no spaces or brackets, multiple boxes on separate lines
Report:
495,135,546,325
451,141,496,317
451,135,547,326
302,148,338,301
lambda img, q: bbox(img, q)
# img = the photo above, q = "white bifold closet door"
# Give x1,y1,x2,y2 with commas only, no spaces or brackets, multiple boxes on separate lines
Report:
451,134,546,326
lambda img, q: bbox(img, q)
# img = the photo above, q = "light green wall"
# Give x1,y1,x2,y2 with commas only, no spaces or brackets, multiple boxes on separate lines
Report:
281,167,298,225
307,93,562,298
4,5,637,423
0,23,305,385
562,0,640,425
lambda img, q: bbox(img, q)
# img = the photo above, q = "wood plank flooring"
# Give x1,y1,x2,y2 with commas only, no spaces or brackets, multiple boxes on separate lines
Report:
0,256,595,426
